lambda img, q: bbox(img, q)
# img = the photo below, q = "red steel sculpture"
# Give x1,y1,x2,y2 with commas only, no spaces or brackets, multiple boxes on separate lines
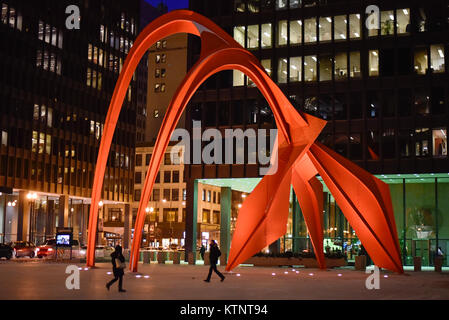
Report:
86,10,403,274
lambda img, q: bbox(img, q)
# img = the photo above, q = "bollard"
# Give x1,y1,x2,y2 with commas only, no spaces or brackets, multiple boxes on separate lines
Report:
204,252,210,265
413,256,422,272
219,253,227,266
143,251,150,264
157,251,166,264
434,256,443,272
188,252,196,265
355,255,366,271
173,251,181,264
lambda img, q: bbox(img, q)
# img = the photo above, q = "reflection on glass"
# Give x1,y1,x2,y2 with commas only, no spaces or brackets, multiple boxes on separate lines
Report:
414,47,428,75
234,0,245,12
349,51,361,78
430,44,445,73
415,128,430,156
261,23,272,48
290,20,302,45
290,56,302,82
233,70,245,86
276,0,287,10
278,58,288,83
319,54,332,81
261,59,272,76
304,55,317,81
233,26,245,47
248,0,260,12
319,17,332,42
414,90,430,115
247,24,259,49
304,18,317,43
349,14,361,38
290,0,300,8
334,15,347,41
277,20,288,47
369,50,379,76
381,10,395,36
334,52,347,80
432,129,447,157
396,8,410,34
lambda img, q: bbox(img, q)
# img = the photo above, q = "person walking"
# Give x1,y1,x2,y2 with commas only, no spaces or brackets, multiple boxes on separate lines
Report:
204,240,225,283
106,245,127,292
200,245,206,261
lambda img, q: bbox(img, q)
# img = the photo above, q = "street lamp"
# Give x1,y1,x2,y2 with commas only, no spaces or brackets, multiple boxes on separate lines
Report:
27,192,38,243
97,201,104,245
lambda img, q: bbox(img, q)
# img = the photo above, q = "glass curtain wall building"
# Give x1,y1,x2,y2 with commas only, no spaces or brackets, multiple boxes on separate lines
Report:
0,0,144,247
186,0,449,267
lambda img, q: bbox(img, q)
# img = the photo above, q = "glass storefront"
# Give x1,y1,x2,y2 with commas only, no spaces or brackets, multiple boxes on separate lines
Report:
281,174,449,267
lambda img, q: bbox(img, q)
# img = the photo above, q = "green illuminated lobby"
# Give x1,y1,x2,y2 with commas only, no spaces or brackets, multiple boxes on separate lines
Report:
199,173,449,268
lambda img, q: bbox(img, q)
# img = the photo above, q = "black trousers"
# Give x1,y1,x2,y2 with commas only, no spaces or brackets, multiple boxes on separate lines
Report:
107,272,123,290
206,263,224,281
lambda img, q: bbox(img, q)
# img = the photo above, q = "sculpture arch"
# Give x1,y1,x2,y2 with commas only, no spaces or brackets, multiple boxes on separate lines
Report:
86,10,403,274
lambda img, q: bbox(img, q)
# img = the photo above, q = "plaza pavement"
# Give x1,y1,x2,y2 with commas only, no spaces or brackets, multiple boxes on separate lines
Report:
0,260,448,300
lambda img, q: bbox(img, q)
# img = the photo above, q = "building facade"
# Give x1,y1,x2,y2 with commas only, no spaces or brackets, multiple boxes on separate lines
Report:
132,145,223,249
184,0,449,266
0,0,147,247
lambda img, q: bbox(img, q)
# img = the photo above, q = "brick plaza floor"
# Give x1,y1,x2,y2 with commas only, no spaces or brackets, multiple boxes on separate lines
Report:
0,260,448,300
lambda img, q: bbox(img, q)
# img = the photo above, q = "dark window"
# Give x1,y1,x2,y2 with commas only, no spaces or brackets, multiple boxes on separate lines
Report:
172,171,179,183
164,171,171,183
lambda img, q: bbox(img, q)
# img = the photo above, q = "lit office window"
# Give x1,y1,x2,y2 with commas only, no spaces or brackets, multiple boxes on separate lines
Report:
276,0,287,10
234,0,245,12
278,58,288,83
319,17,332,42
380,11,395,36
334,15,347,41
277,20,288,47
290,20,302,45
38,133,45,154
430,45,445,73
32,131,38,153
304,55,317,81
349,51,361,78
1,131,7,147
261,23,272,48
233,70,246,86
261,59,272,76
247,25,259,49
396,8,410,34
369,50,379,76
319,54,332,81
414,48,428,75
248,0,260,13
233,26,245,47
290,57,302,82
304,18,317,43
334,52,348,80
290,0,300,8
432,129,447,157
349,14,361,38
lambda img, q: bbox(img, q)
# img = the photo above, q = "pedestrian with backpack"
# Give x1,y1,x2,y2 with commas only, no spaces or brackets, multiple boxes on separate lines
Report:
106,245,127,292
204,240,225,283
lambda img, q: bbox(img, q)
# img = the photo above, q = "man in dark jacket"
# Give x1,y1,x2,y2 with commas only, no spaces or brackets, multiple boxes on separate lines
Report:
106,245,126,292
204,240,225,282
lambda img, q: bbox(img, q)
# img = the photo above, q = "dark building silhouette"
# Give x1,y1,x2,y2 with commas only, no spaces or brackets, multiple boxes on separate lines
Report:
182,0,449,267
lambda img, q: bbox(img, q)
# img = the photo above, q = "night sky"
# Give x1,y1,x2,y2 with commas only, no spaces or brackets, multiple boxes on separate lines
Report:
145,0,189,11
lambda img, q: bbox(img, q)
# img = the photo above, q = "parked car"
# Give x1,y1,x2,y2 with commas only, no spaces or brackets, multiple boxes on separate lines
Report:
0,243,13,260
9,241,36,258
36,239,56,258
